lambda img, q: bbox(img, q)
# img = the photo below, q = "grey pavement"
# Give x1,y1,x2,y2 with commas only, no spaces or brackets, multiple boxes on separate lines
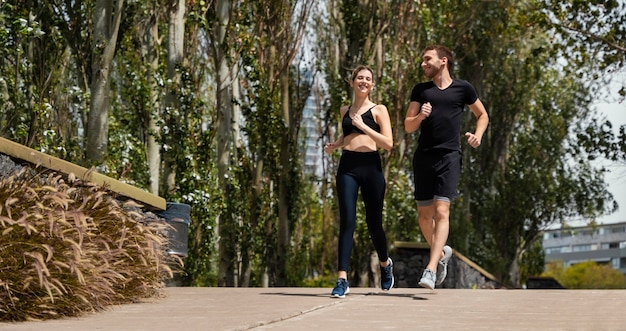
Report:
1,287,625,331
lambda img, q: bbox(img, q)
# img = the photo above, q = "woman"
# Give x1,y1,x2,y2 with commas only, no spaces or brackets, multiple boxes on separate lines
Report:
324,65,394,298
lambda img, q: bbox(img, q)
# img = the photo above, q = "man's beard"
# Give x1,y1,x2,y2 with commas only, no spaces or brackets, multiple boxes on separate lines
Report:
423,66,438,78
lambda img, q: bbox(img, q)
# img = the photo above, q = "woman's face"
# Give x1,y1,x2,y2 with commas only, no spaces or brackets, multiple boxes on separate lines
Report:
351,69,374,94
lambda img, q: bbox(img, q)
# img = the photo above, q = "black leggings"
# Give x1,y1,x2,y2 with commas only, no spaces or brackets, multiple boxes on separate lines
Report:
336,150,389,272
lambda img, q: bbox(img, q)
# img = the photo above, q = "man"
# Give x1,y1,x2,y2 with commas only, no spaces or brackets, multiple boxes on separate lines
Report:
404,45,489,289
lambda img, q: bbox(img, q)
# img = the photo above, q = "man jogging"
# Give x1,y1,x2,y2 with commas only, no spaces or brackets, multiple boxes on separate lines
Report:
404,45,489,289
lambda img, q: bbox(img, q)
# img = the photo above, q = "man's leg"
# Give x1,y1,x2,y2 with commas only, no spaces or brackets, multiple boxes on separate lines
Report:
418,200,450,289
418,202,448,266
425,200,450,272
417,204,435,246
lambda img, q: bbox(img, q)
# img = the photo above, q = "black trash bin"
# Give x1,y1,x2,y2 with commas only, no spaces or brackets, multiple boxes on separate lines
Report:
157,202,191,257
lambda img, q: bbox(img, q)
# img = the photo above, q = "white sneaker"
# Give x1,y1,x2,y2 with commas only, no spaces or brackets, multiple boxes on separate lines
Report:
436,245,453,285
418,269,436,290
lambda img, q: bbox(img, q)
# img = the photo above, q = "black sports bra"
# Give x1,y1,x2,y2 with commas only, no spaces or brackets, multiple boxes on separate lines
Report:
342,105,380,136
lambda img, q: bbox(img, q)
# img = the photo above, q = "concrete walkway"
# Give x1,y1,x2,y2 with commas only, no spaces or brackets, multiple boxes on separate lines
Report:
1,287,624,330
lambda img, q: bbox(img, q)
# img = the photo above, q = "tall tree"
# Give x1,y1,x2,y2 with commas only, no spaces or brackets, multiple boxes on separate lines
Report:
447,0,616,286
239,0,314,286
544,0,626,99
211,0,239,287
140,0,162,195
86,0,124,164
160,0,186,194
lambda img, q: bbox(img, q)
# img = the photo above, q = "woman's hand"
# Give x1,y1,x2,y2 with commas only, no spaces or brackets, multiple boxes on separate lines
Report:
351,113,365,130
324,142,335,154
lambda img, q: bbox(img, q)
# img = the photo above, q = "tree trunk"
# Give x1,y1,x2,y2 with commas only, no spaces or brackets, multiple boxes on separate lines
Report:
86,0,124,164
214,0,236,287
509,246,523,288
141,8,161,195
276,69,291,286
161,0,185,195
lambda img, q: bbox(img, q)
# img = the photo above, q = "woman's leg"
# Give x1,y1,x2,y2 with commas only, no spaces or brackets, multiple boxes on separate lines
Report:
336,172,359,276
361,169,389,264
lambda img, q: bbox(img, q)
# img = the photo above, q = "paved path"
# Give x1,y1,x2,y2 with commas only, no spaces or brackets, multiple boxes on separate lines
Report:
1,287,624,330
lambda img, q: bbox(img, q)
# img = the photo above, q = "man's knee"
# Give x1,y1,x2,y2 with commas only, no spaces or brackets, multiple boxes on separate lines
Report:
433,202,450,221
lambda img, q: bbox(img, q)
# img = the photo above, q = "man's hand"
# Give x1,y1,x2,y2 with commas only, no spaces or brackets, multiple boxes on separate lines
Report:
420,102,432,119
465,132,481,148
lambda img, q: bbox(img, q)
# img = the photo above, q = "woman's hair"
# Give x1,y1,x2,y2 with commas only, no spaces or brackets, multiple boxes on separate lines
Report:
424,45,454,74
349,65,374,82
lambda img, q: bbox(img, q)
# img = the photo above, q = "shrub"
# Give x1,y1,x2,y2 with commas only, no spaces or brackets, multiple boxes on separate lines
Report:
0,167,174,321
543,260,626,289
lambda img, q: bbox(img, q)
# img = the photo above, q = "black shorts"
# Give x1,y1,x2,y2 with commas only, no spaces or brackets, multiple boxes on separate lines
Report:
412,149,462,202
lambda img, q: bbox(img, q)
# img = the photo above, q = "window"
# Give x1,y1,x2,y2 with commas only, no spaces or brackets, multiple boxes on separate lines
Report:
546,232,560,239
601,242,620,249
545,247,561,254
572,244,592,252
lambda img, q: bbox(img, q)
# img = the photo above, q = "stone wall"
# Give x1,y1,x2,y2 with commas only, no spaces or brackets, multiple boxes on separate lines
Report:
0,154,24,178
391,241,502,289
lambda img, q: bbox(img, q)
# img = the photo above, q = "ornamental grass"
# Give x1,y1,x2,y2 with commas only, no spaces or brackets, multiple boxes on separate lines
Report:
0,167,175,322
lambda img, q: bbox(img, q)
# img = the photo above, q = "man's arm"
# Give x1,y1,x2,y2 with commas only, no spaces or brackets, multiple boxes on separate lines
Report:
404,101,426,133
464,99,489,148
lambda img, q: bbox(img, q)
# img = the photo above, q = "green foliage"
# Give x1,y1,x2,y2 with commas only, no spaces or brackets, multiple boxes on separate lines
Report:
384,166,420,242
0,167,174,321
160,67,218,286
544,0,626,97
543,260,626,289
0,1,89,163
519,238,546,285
438,0,620,287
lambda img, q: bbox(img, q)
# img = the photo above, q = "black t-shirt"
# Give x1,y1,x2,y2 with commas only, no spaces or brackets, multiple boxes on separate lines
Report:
410,79,478,151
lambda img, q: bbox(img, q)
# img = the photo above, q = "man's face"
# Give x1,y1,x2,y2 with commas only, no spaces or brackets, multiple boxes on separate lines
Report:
421,50,445,78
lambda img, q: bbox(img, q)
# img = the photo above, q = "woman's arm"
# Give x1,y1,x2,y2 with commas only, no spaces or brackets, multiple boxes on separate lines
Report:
324,134,345,154
324,106,349,154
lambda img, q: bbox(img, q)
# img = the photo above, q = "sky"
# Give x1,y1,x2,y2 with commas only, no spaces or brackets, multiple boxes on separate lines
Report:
594,99,626,225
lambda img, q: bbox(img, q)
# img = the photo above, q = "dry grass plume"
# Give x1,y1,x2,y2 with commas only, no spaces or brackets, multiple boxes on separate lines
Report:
0,167,175,321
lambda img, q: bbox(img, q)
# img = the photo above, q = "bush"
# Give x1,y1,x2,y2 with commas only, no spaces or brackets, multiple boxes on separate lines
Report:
0,168,174,321
543,260,626,289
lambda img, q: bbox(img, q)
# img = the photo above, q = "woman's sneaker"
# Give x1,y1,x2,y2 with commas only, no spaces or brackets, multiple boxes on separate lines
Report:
418,268,436,290
380,258,394,291
331,278,350,298
436,245,453,285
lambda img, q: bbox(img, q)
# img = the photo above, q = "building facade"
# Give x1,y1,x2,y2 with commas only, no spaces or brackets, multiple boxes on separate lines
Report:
543,222,626,274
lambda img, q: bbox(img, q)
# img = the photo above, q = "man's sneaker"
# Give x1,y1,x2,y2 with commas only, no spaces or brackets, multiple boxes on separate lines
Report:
418,268,436,290
436,245,453,285
380,258,394,291
331,278,350,298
